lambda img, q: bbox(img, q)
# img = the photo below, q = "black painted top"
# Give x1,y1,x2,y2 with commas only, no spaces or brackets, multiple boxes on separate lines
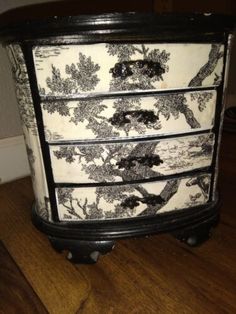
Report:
0,1,235,43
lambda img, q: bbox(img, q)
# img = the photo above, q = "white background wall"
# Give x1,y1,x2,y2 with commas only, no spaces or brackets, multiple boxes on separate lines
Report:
0,0,59,140
0,0,59,183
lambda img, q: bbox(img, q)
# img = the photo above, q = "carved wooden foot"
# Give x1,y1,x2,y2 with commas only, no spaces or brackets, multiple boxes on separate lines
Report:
172,214,219,247
48,237,115,264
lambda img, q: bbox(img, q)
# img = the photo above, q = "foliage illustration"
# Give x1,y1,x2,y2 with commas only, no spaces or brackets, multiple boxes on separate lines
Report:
54,135,213,219
37,43,221,220
43,90,213,140
8,45,50,220
42,52,100,96
52,134,213,183
57,173,210,220
7,45,38,134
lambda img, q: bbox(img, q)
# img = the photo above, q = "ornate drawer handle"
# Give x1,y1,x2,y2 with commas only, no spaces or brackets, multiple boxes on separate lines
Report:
121,194,165,209
109,59,165,80
116,154,163,170
109,110,159,127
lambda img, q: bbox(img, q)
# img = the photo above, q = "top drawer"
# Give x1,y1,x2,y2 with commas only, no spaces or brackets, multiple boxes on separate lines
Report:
33,43,224,97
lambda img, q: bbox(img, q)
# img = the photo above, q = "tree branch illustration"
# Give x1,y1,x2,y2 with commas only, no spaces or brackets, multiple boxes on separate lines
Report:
60,198,83,220
154,93,201,129
186,175,210,200
75,198,88,218
137,179,180,216
188,44,223,87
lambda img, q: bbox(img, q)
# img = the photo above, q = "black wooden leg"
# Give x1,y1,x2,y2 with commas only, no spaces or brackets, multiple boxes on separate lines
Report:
172,214,219,247
48,237,115,264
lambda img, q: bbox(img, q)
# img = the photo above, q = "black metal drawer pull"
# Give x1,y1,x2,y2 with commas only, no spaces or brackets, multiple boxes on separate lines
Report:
109,109,159,127
110,59,166,80
116,154,163,170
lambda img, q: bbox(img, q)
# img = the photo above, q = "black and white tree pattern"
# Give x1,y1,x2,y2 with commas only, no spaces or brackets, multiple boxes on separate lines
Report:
43,52,100,96
52,134,214,183
34,43,221,220
43,90,214,141
36,43,223,95
188,44,223,87
190,91,214,112
154,92,213,129
57,174,210,220
41,43,221,140
53,142,163,183
54,144,183,219
7,45,38,134
185,175,211,206
57,182,177,220
7,44,50,221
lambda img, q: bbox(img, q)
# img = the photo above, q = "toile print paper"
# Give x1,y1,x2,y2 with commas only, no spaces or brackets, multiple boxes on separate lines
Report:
50,133,214,184
6,41,222,223
6,44,51,221
33,43,224,96
42,90,217,141
56,173,211,221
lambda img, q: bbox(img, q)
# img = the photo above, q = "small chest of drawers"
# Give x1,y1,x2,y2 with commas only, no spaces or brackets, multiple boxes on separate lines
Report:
1,11,235,263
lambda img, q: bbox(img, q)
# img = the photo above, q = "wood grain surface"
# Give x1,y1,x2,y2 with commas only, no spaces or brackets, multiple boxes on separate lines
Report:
0,131,235,314
0,241,47,314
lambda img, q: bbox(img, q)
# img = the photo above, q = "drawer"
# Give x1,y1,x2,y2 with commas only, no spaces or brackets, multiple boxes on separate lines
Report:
50,133,214,184
33,43,224,96
42,90,217,142
55,173,211,221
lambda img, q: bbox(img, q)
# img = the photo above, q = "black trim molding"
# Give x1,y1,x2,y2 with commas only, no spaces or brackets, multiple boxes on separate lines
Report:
32,195,220,241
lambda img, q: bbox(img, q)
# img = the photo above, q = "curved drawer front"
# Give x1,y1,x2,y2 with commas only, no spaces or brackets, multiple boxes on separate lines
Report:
56,173,211,221
33,43,224,96
50,133,214,184
42,90,216,141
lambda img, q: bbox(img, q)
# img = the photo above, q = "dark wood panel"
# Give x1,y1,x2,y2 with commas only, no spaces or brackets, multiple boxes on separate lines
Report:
0,241,47,314
154,0,236,14
0,0,154,25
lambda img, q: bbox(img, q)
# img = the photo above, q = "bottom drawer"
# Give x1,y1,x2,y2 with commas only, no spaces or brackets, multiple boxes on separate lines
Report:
56,173,211,221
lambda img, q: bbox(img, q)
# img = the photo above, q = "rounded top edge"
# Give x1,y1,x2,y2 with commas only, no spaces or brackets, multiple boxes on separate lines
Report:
0,2,235,43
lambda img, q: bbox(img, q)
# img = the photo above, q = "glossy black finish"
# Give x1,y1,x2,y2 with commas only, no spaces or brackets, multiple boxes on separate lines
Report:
0,11,235,44
32,197,220,241
110,59,165,80
49,237,115,264
45,203,219,263
109,109,159,128
172,213,219,247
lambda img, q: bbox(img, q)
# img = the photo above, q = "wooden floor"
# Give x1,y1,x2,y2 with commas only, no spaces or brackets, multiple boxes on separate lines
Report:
0,131,236,314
